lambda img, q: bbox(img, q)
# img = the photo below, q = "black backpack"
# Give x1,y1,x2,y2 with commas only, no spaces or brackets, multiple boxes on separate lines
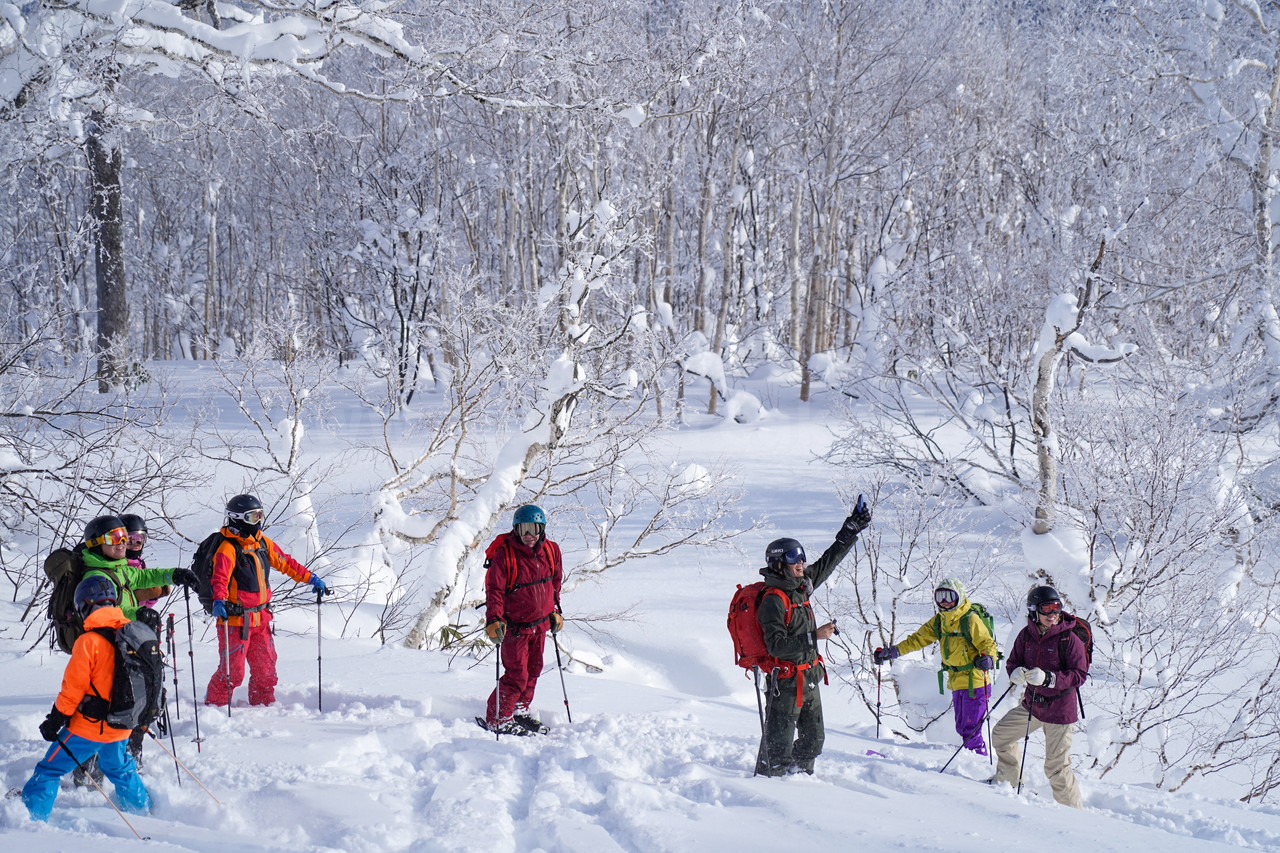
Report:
78,621,166,731
191,531,243,614
44,547,125,655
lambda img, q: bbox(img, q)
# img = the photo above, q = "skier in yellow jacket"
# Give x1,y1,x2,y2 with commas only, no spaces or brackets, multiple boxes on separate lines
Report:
874,577,999,755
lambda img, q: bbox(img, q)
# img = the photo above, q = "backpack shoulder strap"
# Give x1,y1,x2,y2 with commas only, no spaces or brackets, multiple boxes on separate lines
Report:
81,626,118,706
761,586,800,624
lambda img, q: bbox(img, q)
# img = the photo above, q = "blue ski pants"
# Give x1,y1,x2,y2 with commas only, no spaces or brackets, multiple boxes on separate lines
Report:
21,732,152,822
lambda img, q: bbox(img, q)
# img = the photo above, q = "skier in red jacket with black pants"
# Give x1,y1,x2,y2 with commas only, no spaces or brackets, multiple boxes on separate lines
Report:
482,504,563,736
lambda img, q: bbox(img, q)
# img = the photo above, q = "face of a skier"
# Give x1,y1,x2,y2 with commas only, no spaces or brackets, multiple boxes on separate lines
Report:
516,522,541,547
1035,600,1062,629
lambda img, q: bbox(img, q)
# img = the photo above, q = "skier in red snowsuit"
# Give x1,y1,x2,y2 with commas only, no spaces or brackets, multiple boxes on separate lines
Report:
483,504,563,735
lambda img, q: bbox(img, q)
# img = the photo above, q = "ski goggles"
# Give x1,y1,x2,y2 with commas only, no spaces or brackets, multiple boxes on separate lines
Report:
778,545,806,565
934,588,959,608
515,522,543,538
127,531,147,547
1036,600,1062,615
229,508,265,526
86,527,129,548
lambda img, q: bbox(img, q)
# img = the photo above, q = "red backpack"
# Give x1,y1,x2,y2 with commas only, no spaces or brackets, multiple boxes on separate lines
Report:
727,582,796,670
728,582,825,708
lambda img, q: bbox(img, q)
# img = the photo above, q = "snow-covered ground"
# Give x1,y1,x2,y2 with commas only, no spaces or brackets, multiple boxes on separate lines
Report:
2,379,1279,851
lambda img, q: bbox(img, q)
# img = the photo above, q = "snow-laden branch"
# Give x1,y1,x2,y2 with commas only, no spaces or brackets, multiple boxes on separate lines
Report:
1031,240,1138,535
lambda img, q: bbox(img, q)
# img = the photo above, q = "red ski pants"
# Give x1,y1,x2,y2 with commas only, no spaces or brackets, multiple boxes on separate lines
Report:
205,611,279,706
486,627,548,723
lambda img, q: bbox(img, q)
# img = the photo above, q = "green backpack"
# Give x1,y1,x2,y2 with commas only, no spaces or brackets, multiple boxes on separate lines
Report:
932,602,1002,694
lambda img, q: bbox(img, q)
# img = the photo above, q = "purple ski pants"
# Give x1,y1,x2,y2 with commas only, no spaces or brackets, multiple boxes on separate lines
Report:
953,683,991,754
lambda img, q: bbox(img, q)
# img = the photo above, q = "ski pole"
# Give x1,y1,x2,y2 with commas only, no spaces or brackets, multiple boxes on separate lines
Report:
939,682,1013,774
55,735,147,840
221,619,233,718
875,659,883,739
161,704,181,787
182,588,203,752
753,666,771,776
986,693,994,766
143,727,221,804
493,636,502,741
552,632,573,723
1017,686,1034,794
316,588,324,712
166,613,180,721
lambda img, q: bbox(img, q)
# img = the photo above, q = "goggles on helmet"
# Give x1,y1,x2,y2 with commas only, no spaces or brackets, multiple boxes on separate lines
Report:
229,508,265,526
516,522,542,538
934,588,959,609
778,545,806,565
1036,600,1062,615
87,527,129,548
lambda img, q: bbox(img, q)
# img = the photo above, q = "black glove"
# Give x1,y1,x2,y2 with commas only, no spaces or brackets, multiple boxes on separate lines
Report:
975,654,995,671
872,646,899,665
39,706,70,742
834,495,872,546
135,606,162,635
171,568,199,589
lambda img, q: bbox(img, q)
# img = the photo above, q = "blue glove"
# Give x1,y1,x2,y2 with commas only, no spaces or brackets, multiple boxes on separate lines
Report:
975,654,995,671
309,575,327,595
212,600,228,619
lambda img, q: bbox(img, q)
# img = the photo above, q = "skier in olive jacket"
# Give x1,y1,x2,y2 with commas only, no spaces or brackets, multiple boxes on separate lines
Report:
755,498,871,776
989,584,1088,808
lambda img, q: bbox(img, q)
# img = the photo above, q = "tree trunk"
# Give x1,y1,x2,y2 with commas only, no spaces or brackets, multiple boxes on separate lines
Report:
86,112,129,391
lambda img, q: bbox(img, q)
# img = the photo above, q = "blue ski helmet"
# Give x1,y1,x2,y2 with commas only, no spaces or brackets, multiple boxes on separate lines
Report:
512,504,547,527
74,575,118,619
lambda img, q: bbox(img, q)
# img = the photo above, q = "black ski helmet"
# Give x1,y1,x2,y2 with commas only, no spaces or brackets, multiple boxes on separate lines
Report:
120,513,147,535
74,575,118,619
225,493,265,536
1027,584,1062,614
83,515,127,549
765,537,806,572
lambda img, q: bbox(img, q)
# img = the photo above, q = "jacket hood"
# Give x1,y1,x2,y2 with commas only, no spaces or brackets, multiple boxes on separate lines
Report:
935,576,969,612
81,550,127,572
760,565,812,597
220,526,263,547
83,605,129,630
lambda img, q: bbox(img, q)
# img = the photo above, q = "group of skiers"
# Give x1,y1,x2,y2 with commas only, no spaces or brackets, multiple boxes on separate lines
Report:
755,496,1089,807
18,497,559,824
20,492,1087,825
18,494,328,823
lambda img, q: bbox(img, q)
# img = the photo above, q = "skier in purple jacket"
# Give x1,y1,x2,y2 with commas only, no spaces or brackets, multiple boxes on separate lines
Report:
988,585,1088,808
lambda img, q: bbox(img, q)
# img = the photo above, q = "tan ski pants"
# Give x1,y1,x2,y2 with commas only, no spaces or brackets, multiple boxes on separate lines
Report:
991,704,1083,808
